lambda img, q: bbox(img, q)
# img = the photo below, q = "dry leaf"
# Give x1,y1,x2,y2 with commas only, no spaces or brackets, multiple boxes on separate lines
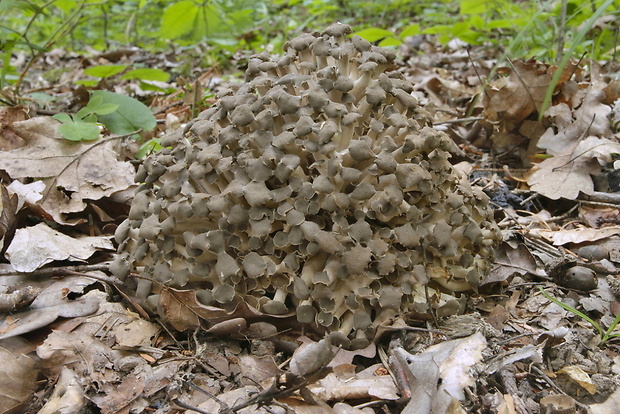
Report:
0,337,38,414
0,277,105,340
484,60,577,131
0,106,29,151
557,365,597,394
533,226,620,245
395,332,487,414
589,386,620,414
528,137,620,200
538,88,611,156
5,222,113,272
0,117,135,224
158,287,287,331
290,337,334,377
38,367,85,414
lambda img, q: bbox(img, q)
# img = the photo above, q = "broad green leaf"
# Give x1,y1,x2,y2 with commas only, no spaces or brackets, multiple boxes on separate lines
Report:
76,106,92,119
160,0,198,39
86,95,103,109
460,0,488,15
423,25,453,35
52,113,72,124
121,68,170,82
401,24,421,38
487,19,514,29
91,91,156,135
93,103,119,115
354,27,394,43
83,64,128,78
53,0,78,13
75,80,99,87
58,122,101,141
378,37,402,47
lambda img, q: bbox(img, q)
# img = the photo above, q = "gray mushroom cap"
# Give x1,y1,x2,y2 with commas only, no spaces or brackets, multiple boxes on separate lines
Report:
112,24,501,350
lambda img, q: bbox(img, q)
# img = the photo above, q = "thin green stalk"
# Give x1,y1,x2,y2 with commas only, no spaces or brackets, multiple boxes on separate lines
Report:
538,0,615,119
538,287,620,345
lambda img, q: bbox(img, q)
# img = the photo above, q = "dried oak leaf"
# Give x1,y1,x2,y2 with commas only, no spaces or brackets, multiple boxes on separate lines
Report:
0,117,135,224
537,86,611,156
0,337,38,414
528,137,620,200
484,60,577,131
158,287,285,332
0,106,29,151
5,222,113,272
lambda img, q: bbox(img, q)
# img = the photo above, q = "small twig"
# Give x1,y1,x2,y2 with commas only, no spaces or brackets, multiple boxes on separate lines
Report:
435,116,483,125
579,191,620,205
171,398,213,414
0,263,112,277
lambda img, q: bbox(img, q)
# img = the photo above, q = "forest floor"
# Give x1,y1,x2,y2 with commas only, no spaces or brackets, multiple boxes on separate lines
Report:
1,35,620,414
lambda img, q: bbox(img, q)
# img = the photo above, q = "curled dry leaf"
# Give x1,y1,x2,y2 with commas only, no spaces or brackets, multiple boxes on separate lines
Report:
5,222,113,272
0,337,38,414
0,117,135,224
528,137,620,200
37,367,85,414
0,277,105,340
393,332,487,414
290,336,334,377
484,60,577,131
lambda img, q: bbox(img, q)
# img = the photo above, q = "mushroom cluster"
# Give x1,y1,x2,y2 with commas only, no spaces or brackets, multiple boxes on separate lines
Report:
111,24,500,349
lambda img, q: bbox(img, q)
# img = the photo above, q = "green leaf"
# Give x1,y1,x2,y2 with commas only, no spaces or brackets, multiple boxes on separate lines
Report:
460,0,489,15
423,25,453,35
354,27,395,43
53,113,72,124
86,95,103,109
83,64,128,78
91,90,156,135
160,0,198,39
58,121,101,141
137,138,163,159
378,37,402,47
401,24,421,38
75,80,99,87
94,103,119,115
121,68,171,82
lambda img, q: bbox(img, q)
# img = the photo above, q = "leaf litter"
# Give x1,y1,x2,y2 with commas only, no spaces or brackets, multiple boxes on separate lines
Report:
0,38,620,414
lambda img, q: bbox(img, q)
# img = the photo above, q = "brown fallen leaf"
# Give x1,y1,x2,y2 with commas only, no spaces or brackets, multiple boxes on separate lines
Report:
158,287,291,331
393,332,487,414
484,60,577,131
533,225,620,245
0,106,29,151
528,137,620,200
0,277,105,340
37,367,85,414
0,337,38,414
589,386,620,414
5,222,113,272
0,117,135,224
0,183,17,252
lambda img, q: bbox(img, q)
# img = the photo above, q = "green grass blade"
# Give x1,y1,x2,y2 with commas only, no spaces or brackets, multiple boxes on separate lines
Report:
538,0,615,119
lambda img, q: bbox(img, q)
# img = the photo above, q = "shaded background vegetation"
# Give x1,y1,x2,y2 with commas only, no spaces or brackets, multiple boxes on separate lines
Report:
2,0,620,80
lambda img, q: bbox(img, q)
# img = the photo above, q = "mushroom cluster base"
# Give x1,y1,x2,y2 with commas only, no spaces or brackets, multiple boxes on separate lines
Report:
111,24,501,350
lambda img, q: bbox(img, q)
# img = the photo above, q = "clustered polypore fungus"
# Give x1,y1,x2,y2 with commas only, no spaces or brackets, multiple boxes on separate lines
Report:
111,23,501,350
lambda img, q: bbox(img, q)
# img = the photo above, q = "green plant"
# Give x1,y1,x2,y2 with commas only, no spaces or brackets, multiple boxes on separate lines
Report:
538,287,620,346
53,91,157,141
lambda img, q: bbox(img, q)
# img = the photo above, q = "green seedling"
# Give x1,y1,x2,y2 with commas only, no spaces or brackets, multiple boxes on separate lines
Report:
53,95,118,141
538,286,620,346
54,91,156,142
